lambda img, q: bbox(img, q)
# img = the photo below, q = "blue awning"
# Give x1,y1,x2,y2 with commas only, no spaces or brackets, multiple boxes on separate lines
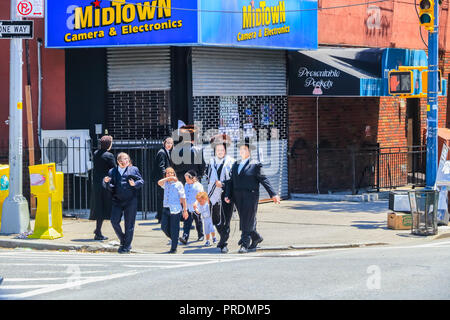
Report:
288,47,446,97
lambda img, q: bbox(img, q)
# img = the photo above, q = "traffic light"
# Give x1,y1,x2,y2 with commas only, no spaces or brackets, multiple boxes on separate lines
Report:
421,70,442,93
389,70,413,95
419,0,435,31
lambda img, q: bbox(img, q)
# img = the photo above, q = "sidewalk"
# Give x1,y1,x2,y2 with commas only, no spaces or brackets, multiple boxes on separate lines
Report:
0,199,449,254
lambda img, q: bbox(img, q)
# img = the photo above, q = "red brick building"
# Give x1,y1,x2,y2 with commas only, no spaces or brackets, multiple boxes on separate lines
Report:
288,0,450,193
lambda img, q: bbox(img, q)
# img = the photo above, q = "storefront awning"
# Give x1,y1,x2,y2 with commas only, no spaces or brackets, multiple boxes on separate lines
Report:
288,47,447,97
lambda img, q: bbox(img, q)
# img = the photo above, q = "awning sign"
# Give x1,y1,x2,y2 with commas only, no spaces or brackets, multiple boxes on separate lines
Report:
45,0,317,50
45,0,198,48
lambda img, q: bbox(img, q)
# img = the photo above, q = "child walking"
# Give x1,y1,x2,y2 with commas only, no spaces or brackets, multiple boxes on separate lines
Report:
179,170,204,245
157,167,188,254
194,192,216,247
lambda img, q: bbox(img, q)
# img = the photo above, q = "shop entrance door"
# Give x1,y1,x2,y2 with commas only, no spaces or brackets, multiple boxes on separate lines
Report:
406,98,420,178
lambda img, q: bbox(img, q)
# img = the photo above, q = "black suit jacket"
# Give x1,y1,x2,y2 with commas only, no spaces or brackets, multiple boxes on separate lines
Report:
154,147,172,181
225,158,276,200
103,166,144,204
172,142,206,183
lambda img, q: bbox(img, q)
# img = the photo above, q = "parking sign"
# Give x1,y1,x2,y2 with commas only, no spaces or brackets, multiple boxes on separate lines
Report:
16,0,44,18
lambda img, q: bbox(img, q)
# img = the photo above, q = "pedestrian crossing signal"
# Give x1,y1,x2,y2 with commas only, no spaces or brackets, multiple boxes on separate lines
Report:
421,70,442,93
389,71,413,95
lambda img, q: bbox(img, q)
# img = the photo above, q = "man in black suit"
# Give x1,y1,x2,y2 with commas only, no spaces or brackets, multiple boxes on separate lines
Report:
172,125,206,184
225,139,280,253
153,137,173,223
103,153,144,254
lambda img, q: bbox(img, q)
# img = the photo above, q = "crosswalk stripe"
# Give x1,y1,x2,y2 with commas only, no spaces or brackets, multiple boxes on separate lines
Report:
2,271,139,300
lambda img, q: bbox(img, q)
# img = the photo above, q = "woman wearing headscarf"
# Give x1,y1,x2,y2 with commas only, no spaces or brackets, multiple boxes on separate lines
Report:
89,135,116,241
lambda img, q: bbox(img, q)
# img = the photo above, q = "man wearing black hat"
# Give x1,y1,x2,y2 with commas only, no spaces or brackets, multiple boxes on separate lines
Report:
207,134,236,254
225,138,280,253
172,125,206,184
153,137,174,223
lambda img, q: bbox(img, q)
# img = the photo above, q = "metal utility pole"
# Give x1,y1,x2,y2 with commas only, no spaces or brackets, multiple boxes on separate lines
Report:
0,0,30,234
425,0,439,188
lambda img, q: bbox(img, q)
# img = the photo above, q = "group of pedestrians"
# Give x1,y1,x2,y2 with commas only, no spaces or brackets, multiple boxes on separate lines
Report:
89,126,280,254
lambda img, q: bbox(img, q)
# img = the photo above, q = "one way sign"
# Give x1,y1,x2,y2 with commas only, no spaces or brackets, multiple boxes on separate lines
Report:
0,20,33,39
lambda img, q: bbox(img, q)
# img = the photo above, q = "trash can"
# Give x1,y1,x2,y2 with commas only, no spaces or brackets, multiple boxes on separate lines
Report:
408,189,439,236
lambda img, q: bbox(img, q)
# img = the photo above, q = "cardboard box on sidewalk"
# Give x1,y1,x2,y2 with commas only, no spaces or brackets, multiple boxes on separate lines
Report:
387,212,412,230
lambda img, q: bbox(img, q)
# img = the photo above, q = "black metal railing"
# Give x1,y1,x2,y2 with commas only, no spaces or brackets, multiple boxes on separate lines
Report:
290,145,426,194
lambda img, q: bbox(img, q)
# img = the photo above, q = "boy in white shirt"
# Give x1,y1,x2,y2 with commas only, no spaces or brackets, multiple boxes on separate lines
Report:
179,170,205,244
157,167,188,254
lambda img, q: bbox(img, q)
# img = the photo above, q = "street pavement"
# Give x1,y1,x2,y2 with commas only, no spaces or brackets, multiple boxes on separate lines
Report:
0,198,449,254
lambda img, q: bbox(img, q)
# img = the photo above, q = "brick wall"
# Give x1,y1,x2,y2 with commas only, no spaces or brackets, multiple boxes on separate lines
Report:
288,97,380,193
106,90,171,140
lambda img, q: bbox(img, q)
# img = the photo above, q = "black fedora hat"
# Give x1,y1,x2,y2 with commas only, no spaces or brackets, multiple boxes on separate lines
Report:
210,133,232,148
236,137,257,151
178,124,199,141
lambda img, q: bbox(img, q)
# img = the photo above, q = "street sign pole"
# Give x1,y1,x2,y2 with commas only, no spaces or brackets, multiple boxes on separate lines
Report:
0,0,30,234
425,0,439,189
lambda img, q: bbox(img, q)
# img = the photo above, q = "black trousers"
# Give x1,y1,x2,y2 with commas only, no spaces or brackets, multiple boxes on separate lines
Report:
182,210,204,241
233,190,262,249
156,186,164,222
110,199,137,250
212,199,234,249
161,208,181,251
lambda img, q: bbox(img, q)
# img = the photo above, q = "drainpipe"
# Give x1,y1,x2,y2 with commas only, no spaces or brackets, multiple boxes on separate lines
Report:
37,38,43,148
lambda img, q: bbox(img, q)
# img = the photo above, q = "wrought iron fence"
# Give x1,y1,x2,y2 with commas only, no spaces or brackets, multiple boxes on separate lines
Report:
0,139,428,215
27,138,162,219
289,145,426,194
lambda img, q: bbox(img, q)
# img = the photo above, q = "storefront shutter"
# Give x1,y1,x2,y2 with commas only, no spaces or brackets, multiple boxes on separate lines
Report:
107,47,171,91
192,47,286,96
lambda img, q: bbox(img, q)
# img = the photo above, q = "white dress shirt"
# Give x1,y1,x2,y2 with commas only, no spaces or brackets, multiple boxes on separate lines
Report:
238,158,250,174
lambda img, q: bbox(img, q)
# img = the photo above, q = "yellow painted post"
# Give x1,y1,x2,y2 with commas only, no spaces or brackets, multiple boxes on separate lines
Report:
28,163,62,239
0,165,10,230
52,172,64,236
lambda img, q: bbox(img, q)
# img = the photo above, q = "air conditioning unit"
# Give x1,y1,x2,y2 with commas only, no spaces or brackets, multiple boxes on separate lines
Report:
41,130,93,174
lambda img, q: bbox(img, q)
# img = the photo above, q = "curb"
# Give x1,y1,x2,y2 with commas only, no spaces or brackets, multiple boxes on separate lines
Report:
0,239,118,253
290,193,381,202
0,239,390,254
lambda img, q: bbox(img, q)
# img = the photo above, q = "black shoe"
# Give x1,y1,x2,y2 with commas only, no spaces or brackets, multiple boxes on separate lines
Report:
238,246,248,254
168,249,177,254
197,236,204,241
94,234,108,241
179,236,187,245
119,247,131,254
249,237,263,250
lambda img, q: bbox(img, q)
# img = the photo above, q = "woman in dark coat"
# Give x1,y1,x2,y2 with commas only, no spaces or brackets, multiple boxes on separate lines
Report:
154,137,174,223
89,135,116,240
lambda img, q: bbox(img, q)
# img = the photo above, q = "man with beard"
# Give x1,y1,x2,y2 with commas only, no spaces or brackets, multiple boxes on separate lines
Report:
206,134,236,254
